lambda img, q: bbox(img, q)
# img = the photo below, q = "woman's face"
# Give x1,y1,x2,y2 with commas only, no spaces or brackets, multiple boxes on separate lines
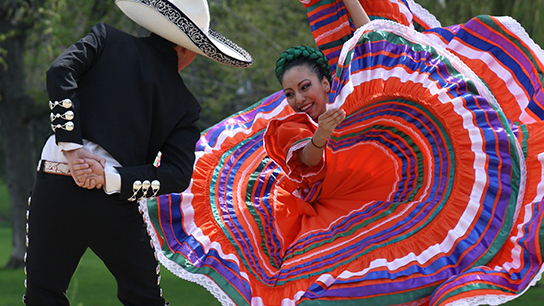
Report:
281,65,330,121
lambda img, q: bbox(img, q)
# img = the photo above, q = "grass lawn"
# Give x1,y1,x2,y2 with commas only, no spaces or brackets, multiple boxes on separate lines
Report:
0,226,221,306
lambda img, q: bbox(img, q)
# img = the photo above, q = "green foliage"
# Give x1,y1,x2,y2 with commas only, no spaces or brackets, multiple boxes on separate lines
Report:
182,0,316,129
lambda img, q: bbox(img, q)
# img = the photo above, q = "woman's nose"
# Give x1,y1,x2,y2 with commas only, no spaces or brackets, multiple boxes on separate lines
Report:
295,92,305,105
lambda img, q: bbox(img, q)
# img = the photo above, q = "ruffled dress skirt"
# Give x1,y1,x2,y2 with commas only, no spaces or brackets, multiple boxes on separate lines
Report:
140,1,544,305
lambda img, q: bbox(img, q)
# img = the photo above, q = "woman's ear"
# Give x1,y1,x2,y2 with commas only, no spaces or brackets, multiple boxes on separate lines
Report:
322,77,331,92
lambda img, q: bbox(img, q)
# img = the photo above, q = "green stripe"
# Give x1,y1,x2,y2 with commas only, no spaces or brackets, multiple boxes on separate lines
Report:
520,123,529,160
435,282,515,306
471,89,521,269
306,0,337,12
319,34,353,55
475,16,544,82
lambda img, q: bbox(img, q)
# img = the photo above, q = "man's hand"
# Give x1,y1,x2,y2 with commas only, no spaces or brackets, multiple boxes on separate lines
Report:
72,158,106,189
65,148,106,189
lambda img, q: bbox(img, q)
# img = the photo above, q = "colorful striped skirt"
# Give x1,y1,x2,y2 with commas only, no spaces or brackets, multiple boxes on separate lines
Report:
141,1,544,305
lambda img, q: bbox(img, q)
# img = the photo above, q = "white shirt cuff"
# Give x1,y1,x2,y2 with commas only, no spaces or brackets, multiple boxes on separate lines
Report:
104,166,121,195
58,142,83,152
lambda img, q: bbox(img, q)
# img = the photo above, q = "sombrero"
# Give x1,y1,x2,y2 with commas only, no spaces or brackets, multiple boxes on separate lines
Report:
115,0,253,68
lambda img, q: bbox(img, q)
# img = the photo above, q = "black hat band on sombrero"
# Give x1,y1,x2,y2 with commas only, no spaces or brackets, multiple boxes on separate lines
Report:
148,0,252,68
116,0,253,68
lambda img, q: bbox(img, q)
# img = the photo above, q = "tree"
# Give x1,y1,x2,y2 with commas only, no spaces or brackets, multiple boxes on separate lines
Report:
0,0,127,269
0,0,311,269
0,0,47,269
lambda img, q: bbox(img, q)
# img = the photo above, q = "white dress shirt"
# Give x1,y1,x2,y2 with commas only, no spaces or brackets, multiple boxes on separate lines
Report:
40,135,122,194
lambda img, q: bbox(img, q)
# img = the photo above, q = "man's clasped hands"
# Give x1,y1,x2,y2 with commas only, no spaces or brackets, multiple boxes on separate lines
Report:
65,148,106,189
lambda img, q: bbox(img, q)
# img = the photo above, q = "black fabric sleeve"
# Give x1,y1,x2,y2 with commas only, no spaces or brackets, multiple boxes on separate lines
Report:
116,102,201,201
46,23,107,145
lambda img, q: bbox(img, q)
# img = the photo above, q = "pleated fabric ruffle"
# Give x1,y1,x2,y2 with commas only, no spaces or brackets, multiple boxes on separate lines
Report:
140,1,544,305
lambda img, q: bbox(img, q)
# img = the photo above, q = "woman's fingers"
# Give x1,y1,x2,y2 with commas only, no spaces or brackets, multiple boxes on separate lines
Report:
319,108,345,129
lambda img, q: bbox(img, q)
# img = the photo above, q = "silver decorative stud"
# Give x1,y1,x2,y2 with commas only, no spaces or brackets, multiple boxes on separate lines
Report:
128,180,142,202
51,121,75,132
141,180,151,199
49,99,73,109
50,110,75,122
150,180,161,199
65,121,74,131
61,99,72,108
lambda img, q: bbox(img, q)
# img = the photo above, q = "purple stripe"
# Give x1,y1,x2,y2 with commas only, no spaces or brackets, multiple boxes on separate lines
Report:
462,19,544,103
307,2,342,24
198,91,284,147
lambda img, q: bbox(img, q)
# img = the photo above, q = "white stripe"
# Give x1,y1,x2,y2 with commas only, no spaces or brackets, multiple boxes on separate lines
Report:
202,98,290,153
448,39,535,123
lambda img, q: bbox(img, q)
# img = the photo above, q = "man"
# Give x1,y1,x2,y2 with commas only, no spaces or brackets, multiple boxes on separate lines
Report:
24,0,252,305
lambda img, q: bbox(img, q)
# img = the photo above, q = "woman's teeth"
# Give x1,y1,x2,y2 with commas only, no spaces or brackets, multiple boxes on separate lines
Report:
300,103,313,112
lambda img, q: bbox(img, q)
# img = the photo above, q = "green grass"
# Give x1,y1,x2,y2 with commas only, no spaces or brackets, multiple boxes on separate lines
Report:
0,226,221,306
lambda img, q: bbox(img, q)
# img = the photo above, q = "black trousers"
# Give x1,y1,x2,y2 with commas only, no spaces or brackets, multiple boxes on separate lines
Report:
24,172,166,306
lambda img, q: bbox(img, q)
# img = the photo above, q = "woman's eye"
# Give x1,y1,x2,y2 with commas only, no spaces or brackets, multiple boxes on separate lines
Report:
285,92,294,98
301,84,310,90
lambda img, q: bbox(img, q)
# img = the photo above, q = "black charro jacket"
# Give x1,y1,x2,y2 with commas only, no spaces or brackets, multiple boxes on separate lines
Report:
46,23,201,201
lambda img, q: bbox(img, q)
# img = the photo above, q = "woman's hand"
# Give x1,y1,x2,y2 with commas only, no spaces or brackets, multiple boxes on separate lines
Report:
313,108,346,146
297,108,346,167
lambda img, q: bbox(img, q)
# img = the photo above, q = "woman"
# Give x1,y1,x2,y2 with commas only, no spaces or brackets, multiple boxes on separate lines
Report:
275,0,368,168
276,46,345,167
142,1,544,305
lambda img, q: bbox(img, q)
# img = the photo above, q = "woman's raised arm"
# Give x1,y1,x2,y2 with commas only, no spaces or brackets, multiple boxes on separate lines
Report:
344,0,370,29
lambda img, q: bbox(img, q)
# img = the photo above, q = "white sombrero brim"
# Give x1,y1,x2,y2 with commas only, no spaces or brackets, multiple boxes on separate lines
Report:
116,0,253,68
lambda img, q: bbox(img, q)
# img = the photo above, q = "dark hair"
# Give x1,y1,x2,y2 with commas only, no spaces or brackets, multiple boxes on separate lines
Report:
275,45,331,85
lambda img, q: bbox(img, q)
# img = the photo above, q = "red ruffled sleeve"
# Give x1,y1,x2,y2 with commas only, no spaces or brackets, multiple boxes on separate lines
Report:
264,113,326,187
